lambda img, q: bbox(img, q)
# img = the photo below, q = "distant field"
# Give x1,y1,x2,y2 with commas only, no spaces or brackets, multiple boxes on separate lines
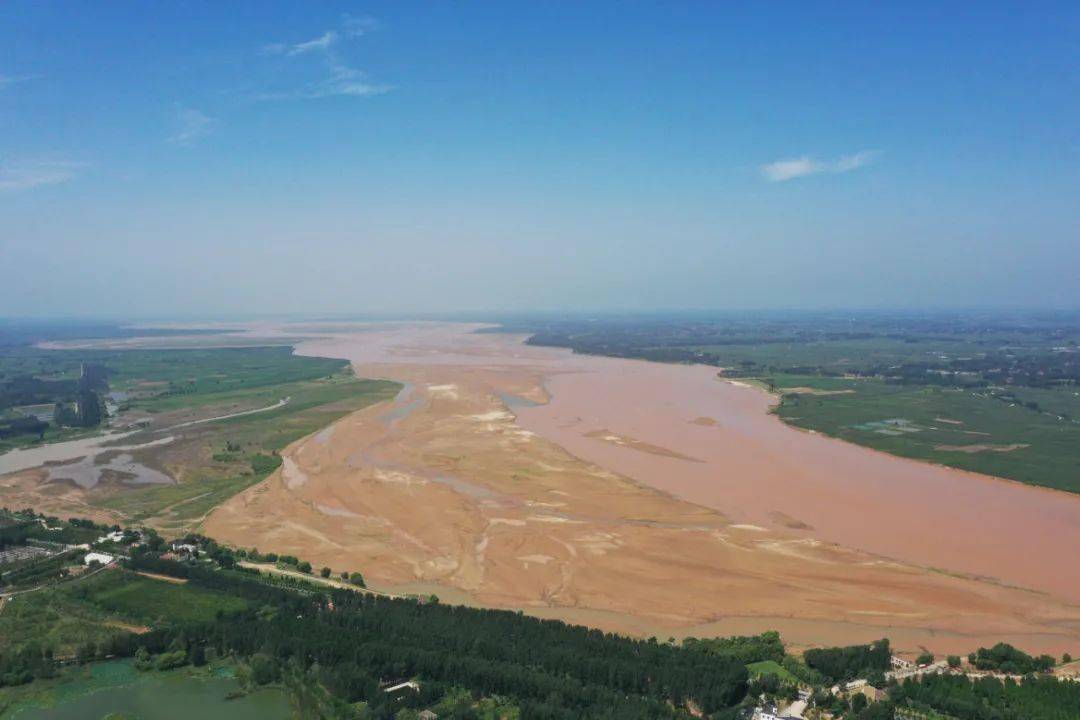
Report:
686,337,989,374
768,375,1080,493
0,344,400,529
0,346,356,452
105,346,351,410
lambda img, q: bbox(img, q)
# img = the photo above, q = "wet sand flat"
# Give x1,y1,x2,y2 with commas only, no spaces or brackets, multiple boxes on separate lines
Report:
202,321,1080,655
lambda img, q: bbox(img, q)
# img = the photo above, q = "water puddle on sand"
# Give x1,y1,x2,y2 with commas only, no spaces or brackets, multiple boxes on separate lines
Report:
8,660,291,720
47,452,174,489
379,382,424,425
0,433,175,477
346,443,513,506
498,391,541,409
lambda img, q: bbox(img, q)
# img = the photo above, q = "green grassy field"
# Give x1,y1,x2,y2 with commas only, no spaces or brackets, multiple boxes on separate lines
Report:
105,346,352,411
745,660,799,683
77,571,246,624
687,337,993,375
768,374,1080,492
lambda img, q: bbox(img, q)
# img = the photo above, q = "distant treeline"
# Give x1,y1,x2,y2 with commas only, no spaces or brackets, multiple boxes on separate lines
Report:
518,314,1080,389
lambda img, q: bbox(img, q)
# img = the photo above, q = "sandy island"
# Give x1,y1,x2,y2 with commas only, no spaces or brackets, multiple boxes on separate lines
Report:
195,322,1080,656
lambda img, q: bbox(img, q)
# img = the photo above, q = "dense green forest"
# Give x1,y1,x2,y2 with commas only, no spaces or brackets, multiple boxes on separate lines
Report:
894,674,1080,720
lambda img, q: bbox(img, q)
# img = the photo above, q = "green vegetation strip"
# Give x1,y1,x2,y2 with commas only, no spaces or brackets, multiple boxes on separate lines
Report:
770,375,1080,492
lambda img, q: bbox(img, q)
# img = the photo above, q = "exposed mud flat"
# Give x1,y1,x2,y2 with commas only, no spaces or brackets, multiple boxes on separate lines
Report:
204,322,1080,655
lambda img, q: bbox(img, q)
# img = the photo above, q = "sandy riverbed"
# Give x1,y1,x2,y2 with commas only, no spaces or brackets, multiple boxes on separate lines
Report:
201,322,1080,655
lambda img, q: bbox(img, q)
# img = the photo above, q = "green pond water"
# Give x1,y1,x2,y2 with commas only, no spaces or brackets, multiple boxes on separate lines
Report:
6,661,293,720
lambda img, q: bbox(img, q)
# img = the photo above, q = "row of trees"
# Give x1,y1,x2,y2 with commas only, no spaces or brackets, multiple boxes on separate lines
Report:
896,673,1080,720
968,643,1057,675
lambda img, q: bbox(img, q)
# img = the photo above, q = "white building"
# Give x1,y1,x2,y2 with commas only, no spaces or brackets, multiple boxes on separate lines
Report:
84,552,114,566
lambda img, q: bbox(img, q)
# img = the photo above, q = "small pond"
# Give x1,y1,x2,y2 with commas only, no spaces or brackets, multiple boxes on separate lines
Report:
6,661,293,720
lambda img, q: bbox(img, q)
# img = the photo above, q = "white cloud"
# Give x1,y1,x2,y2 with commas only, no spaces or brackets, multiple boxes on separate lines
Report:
256,19,390,101
0,73,33,90
312,64,391,98
761,150,879,182
342,15,380,38
0,159,86,191
169,107,216,145
262,29,342,57
288,30,339,56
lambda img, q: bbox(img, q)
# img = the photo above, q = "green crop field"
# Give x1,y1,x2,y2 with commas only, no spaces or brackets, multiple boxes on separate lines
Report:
103,346,353,411
78,571,246,624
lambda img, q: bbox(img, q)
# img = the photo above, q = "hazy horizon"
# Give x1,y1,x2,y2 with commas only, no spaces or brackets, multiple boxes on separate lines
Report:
2,2,1078,316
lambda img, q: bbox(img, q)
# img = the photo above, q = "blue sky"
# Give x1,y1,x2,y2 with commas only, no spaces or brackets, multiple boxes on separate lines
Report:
1,2,1077,316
